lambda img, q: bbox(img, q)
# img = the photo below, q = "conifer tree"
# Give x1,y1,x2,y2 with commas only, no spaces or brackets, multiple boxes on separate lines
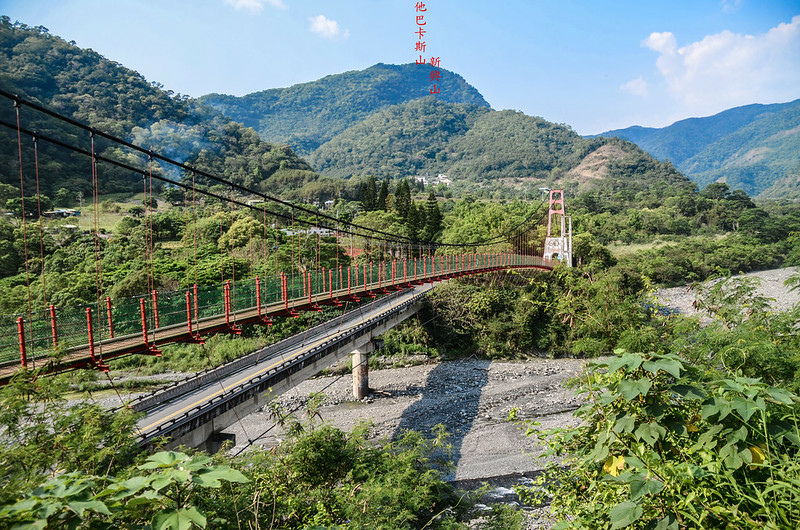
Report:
406,201,420,241
377,178,389,211
422,191,442,241
394,179,411,219
359,175,377,211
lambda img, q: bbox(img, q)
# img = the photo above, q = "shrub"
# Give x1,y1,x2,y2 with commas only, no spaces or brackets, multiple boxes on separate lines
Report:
518,351,800,529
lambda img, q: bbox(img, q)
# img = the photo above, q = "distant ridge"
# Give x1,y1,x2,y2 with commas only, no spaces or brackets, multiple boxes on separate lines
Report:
595,99,800,197
198,63,490,154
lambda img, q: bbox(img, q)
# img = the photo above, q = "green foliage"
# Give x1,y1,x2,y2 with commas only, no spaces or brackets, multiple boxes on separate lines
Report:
359,174,378,211
423,191,443,241
211,423,463,529
620,234,789,285
520,351,800,529
662,275,800,393
199,62,490,155
0,371,140,503
599,99,800,197
0,451,248,529
381,319,438,359
311,97,487,178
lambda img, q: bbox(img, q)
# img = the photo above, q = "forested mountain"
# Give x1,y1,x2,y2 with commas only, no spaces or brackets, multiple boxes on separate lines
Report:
197,63,490,154
0,17,323,199
597,99,800,197
309,96,693,199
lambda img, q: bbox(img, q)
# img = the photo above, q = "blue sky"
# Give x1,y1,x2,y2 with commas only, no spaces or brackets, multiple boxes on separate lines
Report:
1,0,799,134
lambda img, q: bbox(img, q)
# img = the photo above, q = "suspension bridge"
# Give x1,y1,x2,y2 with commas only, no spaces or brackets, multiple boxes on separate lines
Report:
0,90,573,448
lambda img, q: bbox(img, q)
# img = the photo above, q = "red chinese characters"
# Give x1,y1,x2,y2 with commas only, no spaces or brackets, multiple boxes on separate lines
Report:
414,2,440,95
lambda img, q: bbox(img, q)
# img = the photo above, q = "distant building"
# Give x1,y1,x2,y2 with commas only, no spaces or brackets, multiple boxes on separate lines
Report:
281,226,336,237
411,174,452,187
43,209,80,219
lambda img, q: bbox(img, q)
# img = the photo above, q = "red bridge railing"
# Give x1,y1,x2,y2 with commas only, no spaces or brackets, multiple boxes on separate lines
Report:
0,253,553,383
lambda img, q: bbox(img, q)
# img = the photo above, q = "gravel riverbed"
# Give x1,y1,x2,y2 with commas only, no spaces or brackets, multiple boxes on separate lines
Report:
222,356,587,529
92,266,797,528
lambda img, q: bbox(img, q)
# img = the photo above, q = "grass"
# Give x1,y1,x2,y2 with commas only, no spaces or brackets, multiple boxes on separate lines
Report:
607,233,731,258
606,240,670,257
45,193,174,234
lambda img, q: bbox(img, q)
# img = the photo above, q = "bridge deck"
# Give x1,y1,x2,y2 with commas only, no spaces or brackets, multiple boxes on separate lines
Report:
1,256,552,384
134,284,435,446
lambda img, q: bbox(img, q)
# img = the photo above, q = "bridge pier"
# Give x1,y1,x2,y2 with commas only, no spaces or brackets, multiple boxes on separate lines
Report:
352,345,370,399
352,339,384,399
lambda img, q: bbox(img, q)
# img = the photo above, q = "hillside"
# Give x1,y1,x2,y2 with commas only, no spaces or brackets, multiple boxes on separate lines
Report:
0,19,697,205
0,18,319,199
197,63,490,154
598,99,800,197
309,96,693,198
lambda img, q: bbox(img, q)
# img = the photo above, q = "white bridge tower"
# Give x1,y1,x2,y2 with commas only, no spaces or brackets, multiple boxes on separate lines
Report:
542,189,572,266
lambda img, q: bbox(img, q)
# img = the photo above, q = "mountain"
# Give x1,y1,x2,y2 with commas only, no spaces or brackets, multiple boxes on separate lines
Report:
309,97,693,198
0,17,319,199
197,63,490,154
0,19,695,205
597,100,800,197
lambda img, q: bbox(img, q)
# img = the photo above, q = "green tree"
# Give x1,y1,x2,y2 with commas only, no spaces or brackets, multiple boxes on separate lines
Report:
53,187,73,207
359,175,377,211
422,191,442,241
161,186,183,205
406,201,421,240
394,179,412,219
377,177,389,211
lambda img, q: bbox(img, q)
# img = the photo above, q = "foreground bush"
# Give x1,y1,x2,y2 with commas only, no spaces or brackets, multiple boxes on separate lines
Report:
519,351,800,529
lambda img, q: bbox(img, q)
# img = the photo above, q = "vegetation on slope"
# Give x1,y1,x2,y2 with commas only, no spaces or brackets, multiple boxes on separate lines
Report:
198,62,490,154
310,96,694,201
0,17,327,200
598,99,800,197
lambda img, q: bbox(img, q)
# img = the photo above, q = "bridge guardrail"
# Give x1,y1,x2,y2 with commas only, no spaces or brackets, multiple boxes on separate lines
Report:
126,288,416,413
137,288,427,444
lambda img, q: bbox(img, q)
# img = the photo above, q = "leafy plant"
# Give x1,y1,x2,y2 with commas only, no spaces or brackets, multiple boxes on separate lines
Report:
0,451,248,529
518,350,800,529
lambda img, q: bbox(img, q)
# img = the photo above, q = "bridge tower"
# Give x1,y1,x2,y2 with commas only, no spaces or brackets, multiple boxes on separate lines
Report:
542,189,573,266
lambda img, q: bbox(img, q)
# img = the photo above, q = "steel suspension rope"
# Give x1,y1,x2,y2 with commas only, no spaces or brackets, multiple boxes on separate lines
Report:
13,101,36,367
0,91,545,254
32,136,48,311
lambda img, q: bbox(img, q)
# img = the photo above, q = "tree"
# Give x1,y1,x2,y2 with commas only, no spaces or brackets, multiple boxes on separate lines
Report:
394,179,411,219
161,186,183,205
406,201,421,240
359,175,377,211
53,188,73,207
0,184,18,204
377,178,389,211
701,182,731,200
128,206,145,218
422,191,442,241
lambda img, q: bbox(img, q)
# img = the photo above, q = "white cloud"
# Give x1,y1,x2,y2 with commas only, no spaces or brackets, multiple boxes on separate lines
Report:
644,31,677,55
620,77,649,97
309,14,349,40
224,0,286,12
642,16,800,111
720,0,742,14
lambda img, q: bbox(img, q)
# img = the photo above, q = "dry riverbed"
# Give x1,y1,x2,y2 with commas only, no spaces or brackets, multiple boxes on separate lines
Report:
90,267,797,528
221,357,587,528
